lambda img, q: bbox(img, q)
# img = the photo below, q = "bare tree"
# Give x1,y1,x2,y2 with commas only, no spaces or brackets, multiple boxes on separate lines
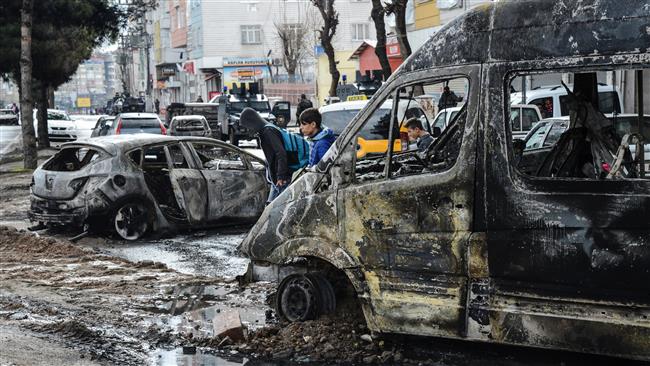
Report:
20,0,37,169
275,23,309,81
370,0,392,79
311,0,340,97
385,0,412,61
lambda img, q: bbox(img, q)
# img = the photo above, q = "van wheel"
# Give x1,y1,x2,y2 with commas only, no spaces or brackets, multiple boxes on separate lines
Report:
276,273,336,322
112,201,150,241
229,129,239,146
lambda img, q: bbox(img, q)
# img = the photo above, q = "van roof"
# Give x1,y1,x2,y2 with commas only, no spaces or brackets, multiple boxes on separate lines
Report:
402,1,649,72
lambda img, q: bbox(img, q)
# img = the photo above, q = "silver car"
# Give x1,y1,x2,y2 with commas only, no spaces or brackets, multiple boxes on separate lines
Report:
168,115,212,137
29,135,269,240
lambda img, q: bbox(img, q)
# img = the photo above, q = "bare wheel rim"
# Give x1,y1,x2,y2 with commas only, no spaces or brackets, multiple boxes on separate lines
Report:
278,275,317,322
114,202,148,241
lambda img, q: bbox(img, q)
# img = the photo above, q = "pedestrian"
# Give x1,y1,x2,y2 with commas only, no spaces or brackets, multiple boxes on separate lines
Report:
154,99,160,114
405,118,434,153
299,108,336,167
240,108,294,203
438,86,461,110
196,96,204,102
296,94,313,121
11,102,19,115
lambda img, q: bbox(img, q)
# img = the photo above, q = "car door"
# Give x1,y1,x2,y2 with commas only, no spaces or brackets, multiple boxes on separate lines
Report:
187,141,267,221
483,63,650,357
338,68,479,339
166,142,208,224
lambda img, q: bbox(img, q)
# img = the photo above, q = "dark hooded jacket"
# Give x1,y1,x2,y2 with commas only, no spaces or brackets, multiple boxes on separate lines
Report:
240,108,291,182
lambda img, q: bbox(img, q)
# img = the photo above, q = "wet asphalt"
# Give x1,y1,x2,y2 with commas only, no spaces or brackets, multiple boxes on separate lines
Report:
78,226,252,280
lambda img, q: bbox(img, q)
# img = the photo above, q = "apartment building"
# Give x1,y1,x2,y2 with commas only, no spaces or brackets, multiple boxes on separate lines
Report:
55,53,119,112
148,0,375,105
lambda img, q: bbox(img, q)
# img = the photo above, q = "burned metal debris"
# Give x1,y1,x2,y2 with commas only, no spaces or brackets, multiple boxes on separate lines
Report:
29,134,269,240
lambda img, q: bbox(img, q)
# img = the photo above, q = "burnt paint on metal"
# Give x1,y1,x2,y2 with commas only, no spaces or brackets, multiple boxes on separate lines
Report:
29,134,268,235
240,0,650,361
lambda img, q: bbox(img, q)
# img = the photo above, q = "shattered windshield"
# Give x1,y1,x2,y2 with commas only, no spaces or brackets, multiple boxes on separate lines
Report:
43,147,105,171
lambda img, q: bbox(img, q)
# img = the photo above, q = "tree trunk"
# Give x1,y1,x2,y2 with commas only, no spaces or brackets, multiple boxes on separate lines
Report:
20,0,37,169
323,39,340,97
393,0,412,61
312,0,340,98
47,86,55,108
37,85,49,148
371,0,392,79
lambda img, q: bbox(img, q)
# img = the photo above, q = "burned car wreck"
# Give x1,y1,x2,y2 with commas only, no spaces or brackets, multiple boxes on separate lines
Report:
30,135,268,240
240,0,650,361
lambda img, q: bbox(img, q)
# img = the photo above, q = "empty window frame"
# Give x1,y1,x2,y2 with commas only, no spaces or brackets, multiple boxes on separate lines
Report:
509,68,649,180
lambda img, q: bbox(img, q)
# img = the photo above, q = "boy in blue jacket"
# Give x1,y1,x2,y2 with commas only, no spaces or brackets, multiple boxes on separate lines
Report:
299,108,336,167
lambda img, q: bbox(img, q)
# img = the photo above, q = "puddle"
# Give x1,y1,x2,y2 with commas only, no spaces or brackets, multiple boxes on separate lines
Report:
84,229,250,279
152,348,249,366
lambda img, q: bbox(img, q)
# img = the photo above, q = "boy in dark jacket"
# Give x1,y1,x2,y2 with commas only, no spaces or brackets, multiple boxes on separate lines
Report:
299,108,336,167
240,108,293,202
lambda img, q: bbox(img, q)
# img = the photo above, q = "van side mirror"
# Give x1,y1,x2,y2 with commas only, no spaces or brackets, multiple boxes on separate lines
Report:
432,126,442,138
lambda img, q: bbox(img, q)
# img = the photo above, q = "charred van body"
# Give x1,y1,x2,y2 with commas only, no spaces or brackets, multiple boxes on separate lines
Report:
239,0,650,360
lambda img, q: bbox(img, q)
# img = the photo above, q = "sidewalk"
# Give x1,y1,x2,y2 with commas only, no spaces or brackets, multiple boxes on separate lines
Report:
0,148,57,173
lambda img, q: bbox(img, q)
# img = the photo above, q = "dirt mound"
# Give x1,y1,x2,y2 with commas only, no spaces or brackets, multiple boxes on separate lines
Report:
0,225,88,259
242,315,411,364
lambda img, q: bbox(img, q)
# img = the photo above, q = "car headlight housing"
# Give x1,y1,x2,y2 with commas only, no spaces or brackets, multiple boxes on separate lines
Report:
68,177,88,194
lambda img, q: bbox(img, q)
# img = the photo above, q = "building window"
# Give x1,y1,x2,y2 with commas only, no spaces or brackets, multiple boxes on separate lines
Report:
241,25,262,45
351,23,369,41
175,6,185,29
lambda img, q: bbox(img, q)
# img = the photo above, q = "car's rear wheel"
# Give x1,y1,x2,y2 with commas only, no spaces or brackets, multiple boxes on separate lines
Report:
113,201,149,241
276,273,336,322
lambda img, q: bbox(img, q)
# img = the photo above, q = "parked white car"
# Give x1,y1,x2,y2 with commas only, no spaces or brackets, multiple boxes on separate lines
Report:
510,84,622,119
70,114,106,140
34,109,76,142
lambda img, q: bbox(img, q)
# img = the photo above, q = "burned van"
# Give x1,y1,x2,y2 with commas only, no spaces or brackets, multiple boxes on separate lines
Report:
239,0,650,361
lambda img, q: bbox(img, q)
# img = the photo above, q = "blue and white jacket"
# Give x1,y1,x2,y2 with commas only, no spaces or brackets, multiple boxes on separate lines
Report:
307,127,336,167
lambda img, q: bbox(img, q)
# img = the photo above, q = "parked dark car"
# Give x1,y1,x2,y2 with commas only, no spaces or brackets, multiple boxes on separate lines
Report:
0,109,19,125
29,135,269,240
110,113,167,135
90,116,116,138
239,1,650,361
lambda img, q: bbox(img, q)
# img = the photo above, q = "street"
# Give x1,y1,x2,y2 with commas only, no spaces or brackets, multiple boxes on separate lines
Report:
0,126,21,154
0,167,646,366
1,0,650,365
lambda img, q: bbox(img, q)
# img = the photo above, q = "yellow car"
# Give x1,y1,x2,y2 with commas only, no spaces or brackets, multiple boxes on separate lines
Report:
320,99,433,159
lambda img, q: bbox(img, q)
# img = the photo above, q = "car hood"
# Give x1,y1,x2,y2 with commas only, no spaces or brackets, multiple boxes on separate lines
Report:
46,120,76,129
239,171,337,263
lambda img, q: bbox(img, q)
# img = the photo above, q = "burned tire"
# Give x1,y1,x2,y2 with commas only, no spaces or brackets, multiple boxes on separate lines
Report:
276,273,336,322
309,273,336,315
112,201,150,241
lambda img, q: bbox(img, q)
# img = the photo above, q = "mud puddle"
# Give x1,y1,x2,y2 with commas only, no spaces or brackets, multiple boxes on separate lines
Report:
76,227,250,279
152,348,250,366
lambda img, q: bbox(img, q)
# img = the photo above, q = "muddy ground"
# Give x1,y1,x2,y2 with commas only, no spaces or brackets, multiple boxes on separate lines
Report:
0,171,646,366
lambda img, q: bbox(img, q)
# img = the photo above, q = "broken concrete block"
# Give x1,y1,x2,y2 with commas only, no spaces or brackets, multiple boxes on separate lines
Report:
360,334,372,343
212,309,245,342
